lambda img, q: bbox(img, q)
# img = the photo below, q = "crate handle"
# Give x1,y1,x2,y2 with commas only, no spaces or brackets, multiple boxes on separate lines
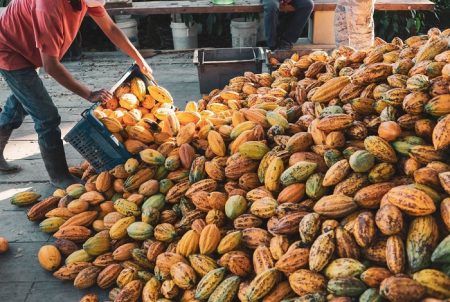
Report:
81,109,90,119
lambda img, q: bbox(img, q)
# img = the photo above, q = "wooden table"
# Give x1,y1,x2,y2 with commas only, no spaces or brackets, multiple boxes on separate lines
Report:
0,0,435,46
106,0,434,46
0,0,436,15
106,0,434,15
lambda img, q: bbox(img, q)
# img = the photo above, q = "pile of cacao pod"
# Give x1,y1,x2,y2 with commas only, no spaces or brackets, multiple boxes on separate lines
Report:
94,76,176,154
11,27,450,302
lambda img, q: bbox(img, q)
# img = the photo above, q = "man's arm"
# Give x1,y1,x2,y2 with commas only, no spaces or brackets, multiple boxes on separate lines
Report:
41,54,112,102
91,13,153,78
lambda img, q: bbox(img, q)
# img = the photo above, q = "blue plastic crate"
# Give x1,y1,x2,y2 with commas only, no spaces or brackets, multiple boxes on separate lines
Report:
64,64,150,172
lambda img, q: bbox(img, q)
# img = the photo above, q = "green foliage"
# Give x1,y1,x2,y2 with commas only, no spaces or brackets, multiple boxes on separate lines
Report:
374,10,425,41
374,0,450,41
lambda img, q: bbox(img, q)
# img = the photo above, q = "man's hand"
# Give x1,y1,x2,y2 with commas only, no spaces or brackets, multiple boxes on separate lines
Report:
137,59,154,81
87,89,113,103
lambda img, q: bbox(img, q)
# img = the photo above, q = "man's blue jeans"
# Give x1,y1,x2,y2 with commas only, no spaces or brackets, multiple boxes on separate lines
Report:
0,68,63,154
263,0,314,49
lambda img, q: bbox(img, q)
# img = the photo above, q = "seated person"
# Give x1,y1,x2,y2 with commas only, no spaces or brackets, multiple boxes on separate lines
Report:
263,0,314,50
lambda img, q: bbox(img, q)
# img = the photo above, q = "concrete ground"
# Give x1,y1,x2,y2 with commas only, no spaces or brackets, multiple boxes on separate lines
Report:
0,52,202,302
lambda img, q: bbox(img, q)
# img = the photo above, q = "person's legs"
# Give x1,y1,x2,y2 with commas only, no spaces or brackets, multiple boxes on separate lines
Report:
263,0,280,50
347,0,375,49
334,0,350,47
0,92,27,172
0,68,79,187
281,0,314,45
276,13,291,49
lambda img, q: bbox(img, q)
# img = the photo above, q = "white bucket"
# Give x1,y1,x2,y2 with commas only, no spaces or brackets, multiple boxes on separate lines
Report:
116,18,139,49
170,22,198,50
230,18,258,48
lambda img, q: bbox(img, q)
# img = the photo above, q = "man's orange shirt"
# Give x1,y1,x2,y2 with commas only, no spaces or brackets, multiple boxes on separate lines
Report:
0,0,106,70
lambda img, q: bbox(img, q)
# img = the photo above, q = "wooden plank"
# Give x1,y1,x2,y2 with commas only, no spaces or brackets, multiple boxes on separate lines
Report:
0,0,436,18
107,0,263,15
106,0,434,15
